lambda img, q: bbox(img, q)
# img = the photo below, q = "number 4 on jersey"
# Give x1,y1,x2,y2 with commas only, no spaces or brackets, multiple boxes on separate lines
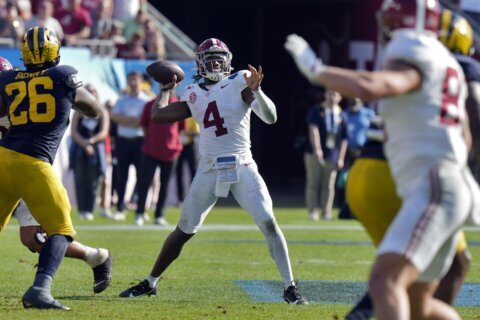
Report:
203,101,228,136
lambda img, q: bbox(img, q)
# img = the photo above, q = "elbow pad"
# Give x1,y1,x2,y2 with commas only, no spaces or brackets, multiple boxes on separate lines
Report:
251,88,277,124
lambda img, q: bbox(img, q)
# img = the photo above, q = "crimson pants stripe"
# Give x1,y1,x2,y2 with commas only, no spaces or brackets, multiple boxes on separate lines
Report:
405,166,441,259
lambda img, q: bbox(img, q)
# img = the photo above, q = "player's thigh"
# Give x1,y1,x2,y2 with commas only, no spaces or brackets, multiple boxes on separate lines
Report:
0,153,21,232
231,162,274,223
21,160,74,237
346,158,401,246
378,163,471,281
178,164,217,234
0,193,20,233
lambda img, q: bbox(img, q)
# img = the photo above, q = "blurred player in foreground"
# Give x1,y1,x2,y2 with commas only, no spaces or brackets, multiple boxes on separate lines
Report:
344,8,478,320
285,0,480,319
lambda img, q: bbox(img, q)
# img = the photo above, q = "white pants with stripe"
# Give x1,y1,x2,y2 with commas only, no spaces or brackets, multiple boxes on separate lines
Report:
377,161,478,281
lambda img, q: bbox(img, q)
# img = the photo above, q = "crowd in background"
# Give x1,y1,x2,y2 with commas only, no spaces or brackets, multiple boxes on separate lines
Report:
0,0,166,60
67,72,199,225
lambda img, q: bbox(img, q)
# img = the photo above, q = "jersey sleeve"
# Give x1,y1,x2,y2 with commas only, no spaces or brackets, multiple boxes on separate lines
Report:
384,32,437,78
180,85,193,102
56,65,83,88
227,70,249,91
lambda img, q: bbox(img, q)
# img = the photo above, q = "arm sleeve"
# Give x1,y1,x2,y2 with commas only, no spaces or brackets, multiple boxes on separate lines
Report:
250,88,277,124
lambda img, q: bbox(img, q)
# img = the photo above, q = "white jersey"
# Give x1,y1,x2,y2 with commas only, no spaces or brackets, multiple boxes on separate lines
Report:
379,30,468,197
181,70,252,159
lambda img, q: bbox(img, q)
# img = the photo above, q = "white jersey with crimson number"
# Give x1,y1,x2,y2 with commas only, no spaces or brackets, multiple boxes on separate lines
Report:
379,30,468,197
376,30,480,281
181,70,252,158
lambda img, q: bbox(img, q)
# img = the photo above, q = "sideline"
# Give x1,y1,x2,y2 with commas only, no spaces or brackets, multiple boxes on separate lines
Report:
5,224,480,232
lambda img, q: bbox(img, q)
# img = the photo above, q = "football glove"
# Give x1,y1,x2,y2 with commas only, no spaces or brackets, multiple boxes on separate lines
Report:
284,34,325,83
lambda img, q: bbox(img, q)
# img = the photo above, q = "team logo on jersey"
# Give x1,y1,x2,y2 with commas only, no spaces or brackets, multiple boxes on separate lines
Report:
189,92,197,103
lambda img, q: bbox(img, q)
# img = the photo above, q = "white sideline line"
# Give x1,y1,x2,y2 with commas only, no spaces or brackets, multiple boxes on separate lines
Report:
5,224,480,232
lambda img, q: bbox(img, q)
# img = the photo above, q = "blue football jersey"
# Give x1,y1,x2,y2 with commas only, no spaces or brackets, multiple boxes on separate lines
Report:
0,65,81,163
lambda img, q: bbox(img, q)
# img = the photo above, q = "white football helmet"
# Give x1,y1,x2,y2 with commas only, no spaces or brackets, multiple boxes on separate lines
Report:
195,38,233,81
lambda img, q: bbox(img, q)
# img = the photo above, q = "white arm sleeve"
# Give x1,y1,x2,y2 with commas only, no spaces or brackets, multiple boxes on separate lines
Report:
251,88,277,124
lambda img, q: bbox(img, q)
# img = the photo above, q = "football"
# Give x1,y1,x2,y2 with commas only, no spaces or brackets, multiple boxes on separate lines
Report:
146,60,185,84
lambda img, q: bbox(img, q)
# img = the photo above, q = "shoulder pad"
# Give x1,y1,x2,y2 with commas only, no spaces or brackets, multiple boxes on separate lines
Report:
54,65,83,88
65,73,83,88
228,72,239,79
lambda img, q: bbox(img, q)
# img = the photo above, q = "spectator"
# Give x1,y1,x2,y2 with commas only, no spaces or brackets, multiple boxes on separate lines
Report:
176,117,199,206
89,0,113,39
16,0,32,20
304,89,348,221
103,99,119,213
112,0,142,23
144,20,166,60
25,0,64,43
109,71,150,221
0,1,25,45
30,0,61,15
123,8,147,41
55,0,92,45
116,31,146,60
336,98,375,220
108,19,126,44
98,132,113,218
134,91,183,226
343,98,375,166
81,0,104,13
69,84,109,220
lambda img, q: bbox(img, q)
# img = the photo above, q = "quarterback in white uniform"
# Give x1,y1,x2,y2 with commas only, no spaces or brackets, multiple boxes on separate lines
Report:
119,38,308,305
285,0,479,319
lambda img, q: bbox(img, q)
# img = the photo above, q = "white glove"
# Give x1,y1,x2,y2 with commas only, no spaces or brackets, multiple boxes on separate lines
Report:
284,34,325,83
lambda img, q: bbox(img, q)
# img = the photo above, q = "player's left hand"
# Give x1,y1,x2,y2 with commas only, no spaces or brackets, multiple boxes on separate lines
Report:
284,34,325,83
244,65,264,91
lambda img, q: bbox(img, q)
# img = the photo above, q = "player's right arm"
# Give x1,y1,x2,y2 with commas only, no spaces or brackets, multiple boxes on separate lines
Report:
151,75,192,123
285,34,422,102
151,100,191,123
73,86,102,118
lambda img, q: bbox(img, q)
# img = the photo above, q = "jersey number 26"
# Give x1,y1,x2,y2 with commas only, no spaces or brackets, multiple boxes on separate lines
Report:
6,77,56,125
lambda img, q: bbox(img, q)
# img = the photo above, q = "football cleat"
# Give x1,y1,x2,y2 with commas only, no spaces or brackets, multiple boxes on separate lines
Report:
283,284,308,305
22,286,70,310
93,252,113,294
119,279,157,298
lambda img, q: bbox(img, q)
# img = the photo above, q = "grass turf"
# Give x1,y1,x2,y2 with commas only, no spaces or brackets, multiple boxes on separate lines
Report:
0,205,478,319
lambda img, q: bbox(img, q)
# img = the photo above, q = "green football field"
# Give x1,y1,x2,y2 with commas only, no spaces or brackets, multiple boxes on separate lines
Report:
0,204,479,319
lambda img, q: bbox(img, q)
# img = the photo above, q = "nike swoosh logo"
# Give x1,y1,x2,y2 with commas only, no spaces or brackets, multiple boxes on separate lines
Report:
221,84,230,89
